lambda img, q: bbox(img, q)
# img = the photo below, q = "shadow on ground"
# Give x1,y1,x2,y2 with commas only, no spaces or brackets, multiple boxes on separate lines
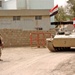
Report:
49,48,75,53
56,48,75,52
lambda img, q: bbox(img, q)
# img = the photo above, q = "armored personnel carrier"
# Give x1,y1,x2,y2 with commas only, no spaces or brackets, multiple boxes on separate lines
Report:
46,24,75,52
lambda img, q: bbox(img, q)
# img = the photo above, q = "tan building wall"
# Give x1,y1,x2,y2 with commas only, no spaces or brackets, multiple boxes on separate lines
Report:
3,0,54,9
0,9,50,30
0,29,55,47
0,16,50,30
0,9,53,47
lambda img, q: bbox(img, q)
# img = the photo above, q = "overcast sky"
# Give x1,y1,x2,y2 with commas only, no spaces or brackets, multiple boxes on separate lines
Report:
54,0,68,6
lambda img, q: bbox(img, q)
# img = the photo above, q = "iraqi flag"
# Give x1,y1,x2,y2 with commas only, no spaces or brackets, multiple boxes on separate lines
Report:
49,5,58,17
73,18,75,28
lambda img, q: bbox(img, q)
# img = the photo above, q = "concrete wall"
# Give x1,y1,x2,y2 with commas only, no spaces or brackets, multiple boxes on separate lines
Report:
0,0,4,9
3,0,54,28
29,0,54,9
17,0,26,9
3,0,17,9
4,0,54,9
17,0,54,9
0,16,50,30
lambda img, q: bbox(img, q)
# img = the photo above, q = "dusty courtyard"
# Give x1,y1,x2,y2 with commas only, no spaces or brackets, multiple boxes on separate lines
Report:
0,47,75,75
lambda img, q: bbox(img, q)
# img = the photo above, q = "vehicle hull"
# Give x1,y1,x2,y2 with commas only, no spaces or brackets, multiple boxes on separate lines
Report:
46,38,75,52
52,38,75,47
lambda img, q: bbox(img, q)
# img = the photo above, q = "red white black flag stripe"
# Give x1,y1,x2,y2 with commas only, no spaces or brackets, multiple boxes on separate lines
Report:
49,5,58,17
73,18,75,28
50,11,58,17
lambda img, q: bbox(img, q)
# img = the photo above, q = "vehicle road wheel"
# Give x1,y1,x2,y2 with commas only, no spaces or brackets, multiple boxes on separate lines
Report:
47,41,56,52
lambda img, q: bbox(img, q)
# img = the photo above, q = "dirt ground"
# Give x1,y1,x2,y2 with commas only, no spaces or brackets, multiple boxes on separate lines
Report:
0,47,75,75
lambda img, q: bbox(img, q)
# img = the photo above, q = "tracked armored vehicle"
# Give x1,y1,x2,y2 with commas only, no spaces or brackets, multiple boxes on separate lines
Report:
46,25,75,52
47,5,75,51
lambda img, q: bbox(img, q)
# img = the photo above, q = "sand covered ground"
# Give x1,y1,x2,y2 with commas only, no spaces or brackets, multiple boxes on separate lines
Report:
0,47,75,75
50,56,75,75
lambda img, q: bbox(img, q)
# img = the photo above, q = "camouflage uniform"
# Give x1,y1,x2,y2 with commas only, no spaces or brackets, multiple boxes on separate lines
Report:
0,35,3,61
0,47,1,57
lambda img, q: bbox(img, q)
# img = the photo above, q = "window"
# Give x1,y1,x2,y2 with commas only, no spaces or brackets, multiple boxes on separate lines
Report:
13,16,16,20
35,16,42,20
0,1,2,7
17,16,21,20
13,16,21,21
35,27,43,30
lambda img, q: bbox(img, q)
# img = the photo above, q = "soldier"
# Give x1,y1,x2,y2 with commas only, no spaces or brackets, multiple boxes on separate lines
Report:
0,34,3,61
